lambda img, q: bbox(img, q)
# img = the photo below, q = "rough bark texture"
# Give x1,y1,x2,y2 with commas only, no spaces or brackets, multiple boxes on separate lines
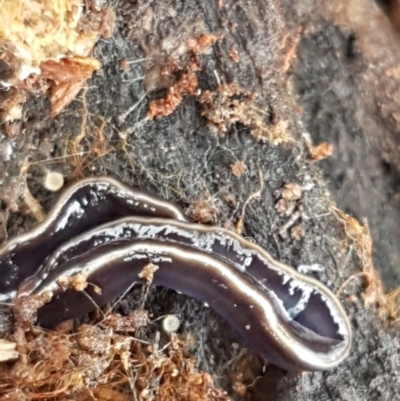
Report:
0,0,399,400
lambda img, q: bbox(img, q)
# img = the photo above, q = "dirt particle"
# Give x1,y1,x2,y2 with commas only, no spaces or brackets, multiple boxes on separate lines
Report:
290,224,305,241
230,160,246,177
57,273,89,292
186,199,217,223
138,263,159,283
12,292,53,328
281,182,303,201
103,311,149,332
303,133,333,161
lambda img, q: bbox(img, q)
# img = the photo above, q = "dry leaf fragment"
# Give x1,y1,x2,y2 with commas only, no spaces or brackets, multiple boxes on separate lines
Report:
40,56,101,116
40,57,101,85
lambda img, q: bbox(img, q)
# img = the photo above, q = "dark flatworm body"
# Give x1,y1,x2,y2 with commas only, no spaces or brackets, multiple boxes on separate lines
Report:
0,177,186,300
0,176,352,372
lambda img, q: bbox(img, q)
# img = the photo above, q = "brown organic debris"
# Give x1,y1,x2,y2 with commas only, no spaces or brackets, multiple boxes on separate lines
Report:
102,311,149,333
77,324,111,354
0,87,26,123
332,206,387,314
57,273,89,292
40,57,101,117
186,200,217,223
304,133,333,161
146,34,218,119
199,83,254,133
281,182,303,201
12,292,53,327
275,198,295,215
229,45,240,63
199,83,292,144
290,224,305,241
147,61,199,119
187,34,219,54
275,183,302,216
0,303,230,401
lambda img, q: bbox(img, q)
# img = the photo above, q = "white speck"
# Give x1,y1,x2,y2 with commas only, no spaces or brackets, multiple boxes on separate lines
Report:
161,315,180,333
297,264,325,275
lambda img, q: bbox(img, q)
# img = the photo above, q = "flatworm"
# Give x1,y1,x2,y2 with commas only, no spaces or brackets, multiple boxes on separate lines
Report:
0,176,352,372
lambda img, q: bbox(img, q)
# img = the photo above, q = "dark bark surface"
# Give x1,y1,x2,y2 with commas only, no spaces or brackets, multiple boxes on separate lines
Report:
0,0,399,400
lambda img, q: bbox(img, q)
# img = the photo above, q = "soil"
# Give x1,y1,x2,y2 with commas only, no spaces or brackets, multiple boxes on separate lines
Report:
1,0,400,400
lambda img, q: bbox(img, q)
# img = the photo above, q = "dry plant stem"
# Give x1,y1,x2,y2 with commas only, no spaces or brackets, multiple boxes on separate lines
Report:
279,210,301,238
330,205,387,314
20,162,44,222
117,93,147,125
235,168,264,234
385,287,400,321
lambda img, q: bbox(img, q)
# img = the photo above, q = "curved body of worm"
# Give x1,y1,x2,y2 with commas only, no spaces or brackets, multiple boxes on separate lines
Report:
0,177,352,371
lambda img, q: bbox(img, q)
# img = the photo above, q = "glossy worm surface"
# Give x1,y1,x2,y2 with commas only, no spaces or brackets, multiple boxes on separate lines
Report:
0,176,352,371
